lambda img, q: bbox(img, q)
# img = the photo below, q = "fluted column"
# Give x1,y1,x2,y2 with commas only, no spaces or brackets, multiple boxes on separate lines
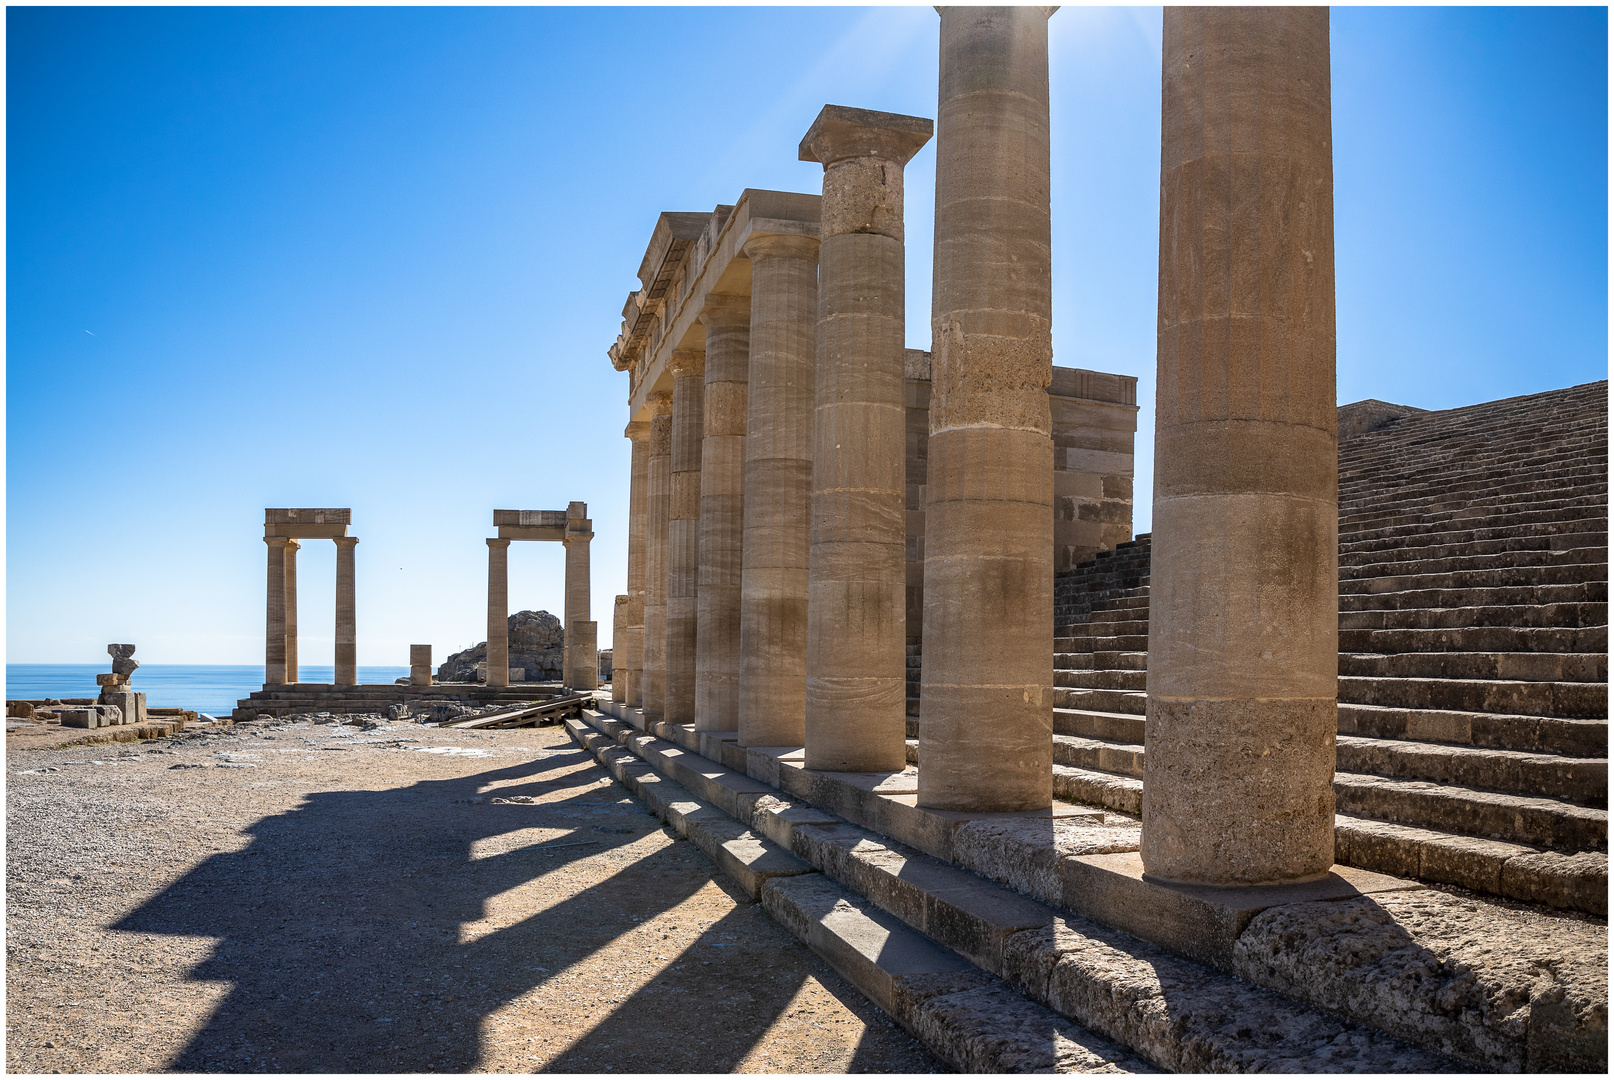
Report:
284,540,300,683
738,232,820,748
695,295,750,731
334,537,358,685
1142,6,1339,886
642,393,675,719
800,105,932,771
564,501,593,689
920,7,1056,812
665,349,705,726
623,420,652,706
264,538,290,686
486,538,511,687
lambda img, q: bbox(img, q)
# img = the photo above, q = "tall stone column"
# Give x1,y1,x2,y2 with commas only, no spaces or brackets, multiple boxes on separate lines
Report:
334,537,358,686
486,538,511,688
564,501,593,689
665,349,705,726
642,393,675,719
1142,6,1338,886
264,538,290,686
623,420,652,707
612,595,629,702
284,540,300,684
920,7,1056,812
738,232,820,748
800,105,932,772
695,295,750,732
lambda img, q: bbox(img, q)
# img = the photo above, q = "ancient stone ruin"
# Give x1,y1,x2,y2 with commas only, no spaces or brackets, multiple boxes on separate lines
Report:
574,6,1605,1073
436,610,565,684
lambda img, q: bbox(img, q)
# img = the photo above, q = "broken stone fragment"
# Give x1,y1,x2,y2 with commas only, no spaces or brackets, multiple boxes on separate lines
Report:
107,643,136,660
111,657,139,676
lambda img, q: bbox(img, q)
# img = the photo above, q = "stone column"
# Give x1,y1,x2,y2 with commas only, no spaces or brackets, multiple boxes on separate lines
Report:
410,644,432,686
564,501,593,689
623,420,652,706
612,595,629,702
665,349,705,726
695,294,750,732
1142,6,1338,886
284,540,300,684
486,538,511,688
799,105,932,772
738,232,820,748
264,538,290,685
334,537,358,685
919,7,1056,813
642,393,675,719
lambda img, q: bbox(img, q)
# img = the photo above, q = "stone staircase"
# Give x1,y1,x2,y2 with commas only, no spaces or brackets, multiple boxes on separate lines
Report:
1040,381,1609,911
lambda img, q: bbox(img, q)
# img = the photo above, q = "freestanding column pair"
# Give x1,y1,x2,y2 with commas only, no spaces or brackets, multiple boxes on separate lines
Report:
265,528,358,687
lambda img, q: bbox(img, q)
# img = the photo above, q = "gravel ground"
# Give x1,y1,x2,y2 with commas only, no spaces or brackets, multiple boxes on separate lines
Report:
6,715,941,1073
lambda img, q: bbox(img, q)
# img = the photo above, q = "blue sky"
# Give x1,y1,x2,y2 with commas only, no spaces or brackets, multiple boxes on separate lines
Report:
7,5,1607,666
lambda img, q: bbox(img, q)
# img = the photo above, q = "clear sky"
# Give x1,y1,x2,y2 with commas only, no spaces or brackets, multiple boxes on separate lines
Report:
7,5,1607,667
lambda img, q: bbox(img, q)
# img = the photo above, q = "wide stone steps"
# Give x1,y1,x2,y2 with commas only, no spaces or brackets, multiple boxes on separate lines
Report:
1338,502,1608,545
1336,674,1605,719
1056,668,1146,692
1339,544,1607,580
1337,702,1606,758
1339,582,1606,612
1339,559,1608,594
1336,734,1605,805
1338,529,1607,567
1339,468,1607,506
1339,600,1606,630
1338,649,1605,682
1339,623,1608,656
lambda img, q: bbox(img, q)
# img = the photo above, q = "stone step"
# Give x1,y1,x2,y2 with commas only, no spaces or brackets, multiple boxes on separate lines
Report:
1053,734,1144,779
1338,622,1608,656
1339,477,1609,515
1337,674,1607,720
1338,600,1606,631
1052,763,1142,816
1338,530,1608,567
1339,581,1606,613
1339,504,1608,547
1339,491,1606,527
1338,520,1609,560
1053,650,1148,672
1054,707,1146,743
1333,771,1607,853
1053,633,1148,652
1337,702,1607,758
1336,734,1606,805
1053,688,1147,716
1339,650,1607,683
1339,561,1609,595
1054,669,1146,692
1339,544,1608,579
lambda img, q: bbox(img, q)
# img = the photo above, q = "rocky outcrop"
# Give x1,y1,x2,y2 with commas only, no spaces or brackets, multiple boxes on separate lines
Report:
437,610,565,683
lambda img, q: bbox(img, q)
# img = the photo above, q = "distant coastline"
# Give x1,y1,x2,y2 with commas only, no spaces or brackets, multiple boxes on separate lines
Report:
5,664,410,715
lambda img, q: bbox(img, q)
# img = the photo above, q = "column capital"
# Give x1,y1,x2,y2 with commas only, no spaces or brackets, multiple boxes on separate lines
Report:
644,389,674,416
742,231,820,263
799,104,933,168
265,536,292,547
668,347,705,378
486,537,512,549
625,418,652,441
333,536,359,547
698,292,751,330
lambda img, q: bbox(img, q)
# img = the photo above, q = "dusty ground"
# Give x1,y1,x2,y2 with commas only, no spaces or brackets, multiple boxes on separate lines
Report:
6,716,941,1073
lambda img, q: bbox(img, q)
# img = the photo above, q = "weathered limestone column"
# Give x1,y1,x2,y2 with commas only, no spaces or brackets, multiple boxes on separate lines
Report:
486,538,511,688
334,537,358,685
284,540,300,683
920,7,1056,812
564,501,593,689
264,538,290,685
642,393,675,719
665,349,705,726
612,595,629,702
623,420,652,707
695,295,750,731
800,105,932,771
738,232,820,748
1142,6,1339,886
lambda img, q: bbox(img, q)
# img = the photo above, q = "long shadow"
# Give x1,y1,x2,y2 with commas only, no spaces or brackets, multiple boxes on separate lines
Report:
112,746,721,1072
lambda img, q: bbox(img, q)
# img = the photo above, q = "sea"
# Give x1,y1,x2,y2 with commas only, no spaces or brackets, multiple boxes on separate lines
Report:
5,665,411,716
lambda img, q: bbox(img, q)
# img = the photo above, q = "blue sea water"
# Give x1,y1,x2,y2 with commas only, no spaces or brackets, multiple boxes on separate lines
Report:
5,665,410,715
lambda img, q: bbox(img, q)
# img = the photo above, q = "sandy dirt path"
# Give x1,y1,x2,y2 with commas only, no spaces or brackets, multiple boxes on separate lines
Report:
6,716,940,1073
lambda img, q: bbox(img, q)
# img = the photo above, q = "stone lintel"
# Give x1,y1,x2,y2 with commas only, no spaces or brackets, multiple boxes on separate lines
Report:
496,525,566,541
264,524,347,540
1061,851,1424,972
266,507,350,526
626,188,821,423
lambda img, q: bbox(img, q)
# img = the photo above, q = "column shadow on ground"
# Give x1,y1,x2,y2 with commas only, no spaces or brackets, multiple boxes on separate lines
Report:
109,745,820,1073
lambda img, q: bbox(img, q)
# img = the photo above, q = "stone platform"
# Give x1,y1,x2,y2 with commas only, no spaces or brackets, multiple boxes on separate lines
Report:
577,700,1606,1073
234,681,567,720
